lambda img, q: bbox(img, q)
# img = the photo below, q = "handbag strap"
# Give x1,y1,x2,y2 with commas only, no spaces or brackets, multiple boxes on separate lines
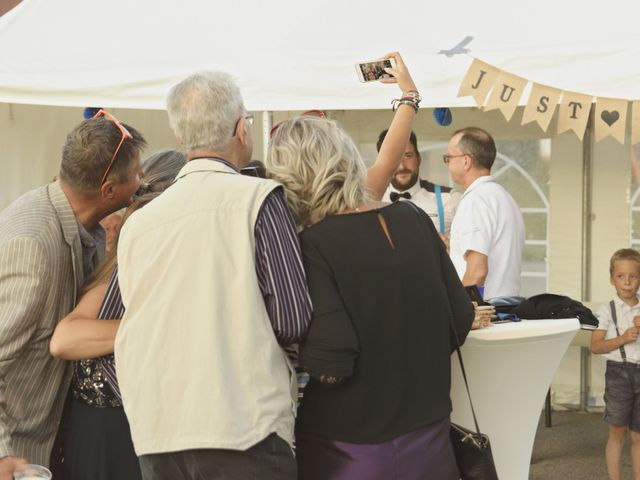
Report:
434,184,446,234
402,200,483,435
449,314,484,436
610,300,627,362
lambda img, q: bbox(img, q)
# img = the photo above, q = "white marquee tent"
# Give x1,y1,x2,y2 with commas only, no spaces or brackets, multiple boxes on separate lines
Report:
2,0,640,411
0,0,639,110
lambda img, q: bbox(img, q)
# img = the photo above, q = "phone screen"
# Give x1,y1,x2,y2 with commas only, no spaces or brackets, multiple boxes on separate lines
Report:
358,59,394,82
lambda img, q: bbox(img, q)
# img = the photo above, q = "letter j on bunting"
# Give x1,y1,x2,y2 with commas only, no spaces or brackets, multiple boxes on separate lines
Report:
483,71,528,121
594,98,628,144
457,59,499,107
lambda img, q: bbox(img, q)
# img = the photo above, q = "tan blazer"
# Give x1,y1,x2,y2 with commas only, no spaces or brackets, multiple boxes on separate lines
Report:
0,181,92,466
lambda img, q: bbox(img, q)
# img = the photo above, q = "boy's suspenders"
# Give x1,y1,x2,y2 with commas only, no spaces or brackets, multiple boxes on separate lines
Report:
610,300,628,363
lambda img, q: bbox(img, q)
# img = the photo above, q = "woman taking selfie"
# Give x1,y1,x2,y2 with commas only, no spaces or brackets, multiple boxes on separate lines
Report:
266,53,474,480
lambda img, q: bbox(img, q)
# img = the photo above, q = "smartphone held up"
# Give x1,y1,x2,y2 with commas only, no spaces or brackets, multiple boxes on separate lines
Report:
355,58,396,83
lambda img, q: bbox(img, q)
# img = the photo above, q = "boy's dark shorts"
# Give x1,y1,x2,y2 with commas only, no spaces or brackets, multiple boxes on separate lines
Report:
604,360,640,432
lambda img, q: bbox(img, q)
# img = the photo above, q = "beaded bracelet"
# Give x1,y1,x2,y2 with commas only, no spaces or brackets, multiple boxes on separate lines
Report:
391,97,419,113
403,90,422,103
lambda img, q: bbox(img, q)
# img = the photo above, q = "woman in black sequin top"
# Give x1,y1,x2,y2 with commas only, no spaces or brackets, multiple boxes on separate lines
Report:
50,150,185,480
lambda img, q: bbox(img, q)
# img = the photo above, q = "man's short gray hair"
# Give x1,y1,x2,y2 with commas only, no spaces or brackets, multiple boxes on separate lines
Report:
166,71,246,152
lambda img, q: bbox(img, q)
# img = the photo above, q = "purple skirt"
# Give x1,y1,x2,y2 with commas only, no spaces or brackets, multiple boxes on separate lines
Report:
296,416,458,480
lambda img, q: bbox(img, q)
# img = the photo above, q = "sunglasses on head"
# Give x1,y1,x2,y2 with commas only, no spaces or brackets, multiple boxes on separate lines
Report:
93,109,133,186
269,110,326,139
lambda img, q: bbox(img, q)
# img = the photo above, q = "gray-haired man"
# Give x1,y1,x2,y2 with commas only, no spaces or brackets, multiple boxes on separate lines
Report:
115,72,311,480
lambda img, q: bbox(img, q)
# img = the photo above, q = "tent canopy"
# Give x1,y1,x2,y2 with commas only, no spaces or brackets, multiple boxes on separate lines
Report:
1,0,639,111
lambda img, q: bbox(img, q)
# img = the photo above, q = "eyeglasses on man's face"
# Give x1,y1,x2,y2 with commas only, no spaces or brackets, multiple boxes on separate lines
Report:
93,109,133,186
233,114,254,137
442,153,468,164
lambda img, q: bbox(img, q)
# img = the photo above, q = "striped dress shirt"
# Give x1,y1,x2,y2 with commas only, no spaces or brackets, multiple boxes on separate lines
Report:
255,189,312,345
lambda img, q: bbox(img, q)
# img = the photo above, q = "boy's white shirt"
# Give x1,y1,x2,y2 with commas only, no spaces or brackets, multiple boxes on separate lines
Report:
596,294,640,363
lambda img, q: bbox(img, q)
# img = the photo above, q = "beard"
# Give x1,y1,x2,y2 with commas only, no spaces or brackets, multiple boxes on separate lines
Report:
391,170,419,191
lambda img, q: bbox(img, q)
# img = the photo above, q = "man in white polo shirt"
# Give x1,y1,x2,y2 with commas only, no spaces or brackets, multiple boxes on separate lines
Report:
446,127,524,299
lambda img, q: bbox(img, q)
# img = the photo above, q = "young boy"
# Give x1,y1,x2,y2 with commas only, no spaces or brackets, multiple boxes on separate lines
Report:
592,248,640,480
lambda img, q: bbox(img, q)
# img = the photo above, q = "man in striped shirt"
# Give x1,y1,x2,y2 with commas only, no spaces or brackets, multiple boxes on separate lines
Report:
115,71,312,480
0,115,146,467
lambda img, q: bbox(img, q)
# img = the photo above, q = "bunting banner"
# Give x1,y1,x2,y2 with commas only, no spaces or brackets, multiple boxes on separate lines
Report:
483,71,528,121
632,101,640,145
456,57,640,144
521,84,562,131
594,98,628,144
457,59,499,107
557,91,593,141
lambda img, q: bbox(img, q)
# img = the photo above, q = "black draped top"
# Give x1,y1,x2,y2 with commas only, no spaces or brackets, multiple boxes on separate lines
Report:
296,202,474,443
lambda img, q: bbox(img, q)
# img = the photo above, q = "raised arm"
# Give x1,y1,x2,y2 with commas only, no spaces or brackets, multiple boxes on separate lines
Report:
367,52,419,200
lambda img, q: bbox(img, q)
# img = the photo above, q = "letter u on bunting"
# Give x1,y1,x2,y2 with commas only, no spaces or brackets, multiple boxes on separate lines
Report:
557,91,593,141
522,83,562,131
457,59,499,107
483,71,528,121
594,98,628,144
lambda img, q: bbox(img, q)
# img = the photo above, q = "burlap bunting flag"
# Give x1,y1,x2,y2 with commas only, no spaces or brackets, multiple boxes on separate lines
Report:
483,71,528,121
457,59,499,107
521,84,562,131
594,98,628,144
557,91,593,141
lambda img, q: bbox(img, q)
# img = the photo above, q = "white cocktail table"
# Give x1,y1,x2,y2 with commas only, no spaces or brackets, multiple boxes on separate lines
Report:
450,318,580,480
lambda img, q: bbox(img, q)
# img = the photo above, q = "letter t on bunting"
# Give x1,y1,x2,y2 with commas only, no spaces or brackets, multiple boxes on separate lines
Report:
522,83,562,132
557,91,593,141
457,59,499,107
594,98,628,144
484,71,528,121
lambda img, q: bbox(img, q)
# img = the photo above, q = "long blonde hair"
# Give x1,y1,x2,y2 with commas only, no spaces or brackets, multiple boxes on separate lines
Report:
266,116,369,227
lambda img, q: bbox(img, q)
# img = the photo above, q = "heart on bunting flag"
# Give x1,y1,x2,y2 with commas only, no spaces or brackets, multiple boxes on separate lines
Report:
601,110,620,127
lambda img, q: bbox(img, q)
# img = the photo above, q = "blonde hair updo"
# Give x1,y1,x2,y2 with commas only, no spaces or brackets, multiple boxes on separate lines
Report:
266,116,369,227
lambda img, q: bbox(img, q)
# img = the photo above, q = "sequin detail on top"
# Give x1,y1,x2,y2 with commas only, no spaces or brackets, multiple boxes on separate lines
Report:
71,267,124,408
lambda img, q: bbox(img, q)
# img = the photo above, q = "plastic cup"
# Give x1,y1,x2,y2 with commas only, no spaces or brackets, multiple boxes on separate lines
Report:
12,464,52,480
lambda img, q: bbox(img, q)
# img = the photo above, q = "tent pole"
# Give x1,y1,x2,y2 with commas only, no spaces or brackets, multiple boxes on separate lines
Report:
262,111,272,161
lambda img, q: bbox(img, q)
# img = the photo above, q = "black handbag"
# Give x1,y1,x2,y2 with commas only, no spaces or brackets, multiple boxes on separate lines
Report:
449,318,499,479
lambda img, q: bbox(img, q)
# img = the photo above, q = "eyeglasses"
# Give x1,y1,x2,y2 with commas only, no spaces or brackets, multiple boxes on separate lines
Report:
93,109,133,186
232,114,254,137
442,153,468,164
269,110,326,139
